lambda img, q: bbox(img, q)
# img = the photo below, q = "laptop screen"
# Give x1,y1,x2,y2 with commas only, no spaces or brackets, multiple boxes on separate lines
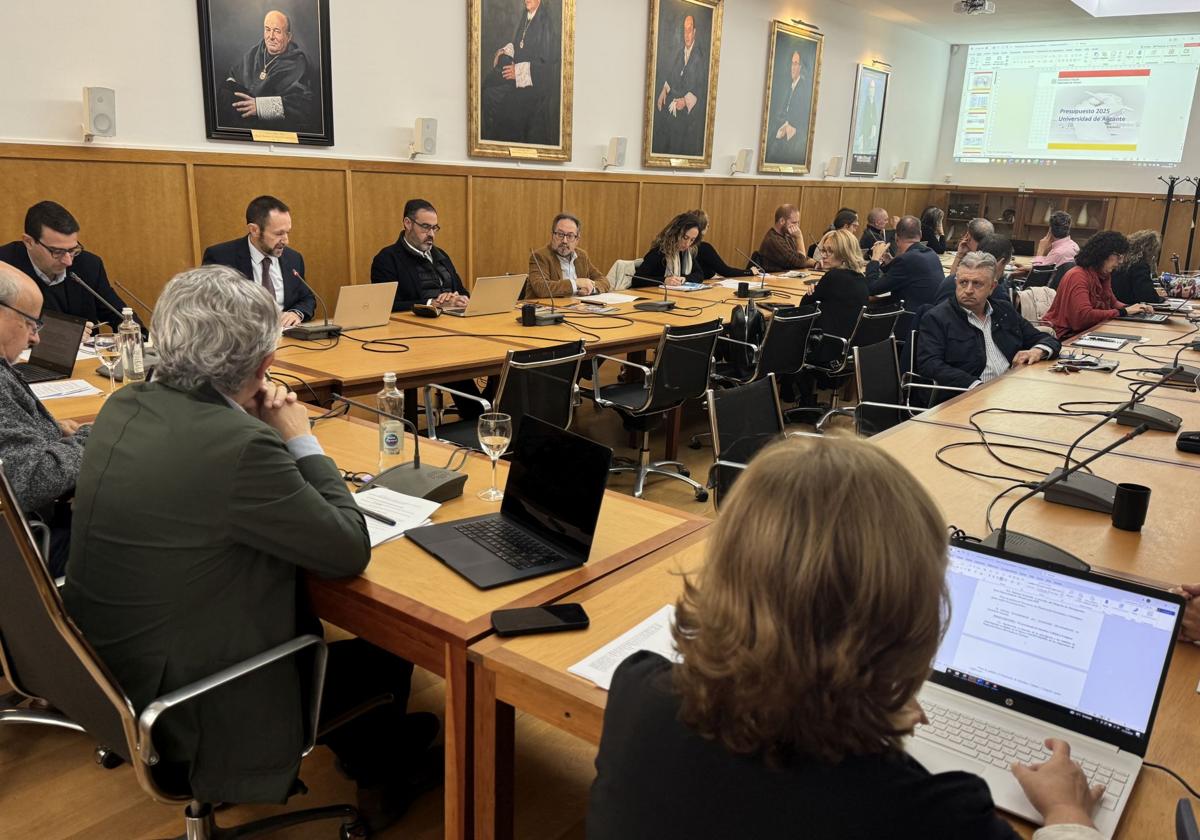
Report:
27,310,86,374
932,542,1182,752
500,416,612,558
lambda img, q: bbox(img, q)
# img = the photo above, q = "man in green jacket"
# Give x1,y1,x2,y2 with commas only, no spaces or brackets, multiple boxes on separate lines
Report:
63,265,436,829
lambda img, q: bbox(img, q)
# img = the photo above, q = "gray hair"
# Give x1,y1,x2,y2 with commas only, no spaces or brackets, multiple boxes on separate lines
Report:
152,265,280,396
552,213,581,233
967,217,995,243
0,263,20,306
957,251,998,277
868,207,889,226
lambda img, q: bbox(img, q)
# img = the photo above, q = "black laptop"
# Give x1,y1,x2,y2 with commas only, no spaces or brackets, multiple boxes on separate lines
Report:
406,416,613,589
1011,238,1036,257
14,310,87,384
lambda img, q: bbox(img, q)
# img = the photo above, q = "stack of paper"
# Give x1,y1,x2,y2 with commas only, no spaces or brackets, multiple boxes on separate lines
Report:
568,604,680,690
353,487,441,547
31,380,103,400
579,292,639,305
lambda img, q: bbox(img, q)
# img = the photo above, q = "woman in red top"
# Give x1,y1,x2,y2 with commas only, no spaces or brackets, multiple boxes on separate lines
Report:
1042,230,1154,339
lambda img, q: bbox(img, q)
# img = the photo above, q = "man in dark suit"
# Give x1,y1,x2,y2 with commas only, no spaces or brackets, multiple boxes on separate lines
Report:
768,49,812,166
482,0,562,146
653,14,707,157
202,194,316,328
866,215,944,339
0,200,131,331
63,265,437,830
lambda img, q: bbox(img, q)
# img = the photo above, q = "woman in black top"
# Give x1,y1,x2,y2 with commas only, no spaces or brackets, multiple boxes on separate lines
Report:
807,228,869,342
588,437,1106,840
1110,229,1164,305
921,206,948,254
689,209,756,279
635,213,705,287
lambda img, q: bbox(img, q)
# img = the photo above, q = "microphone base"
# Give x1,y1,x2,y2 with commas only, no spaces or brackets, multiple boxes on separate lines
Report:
359,462,467,503
633,300,677,312
284,323,342,340
1041,468,1116,514
735,289,771,300
981,530,1090,572
1114,404,1182,433
534,312,565,325
1154,364,1200,386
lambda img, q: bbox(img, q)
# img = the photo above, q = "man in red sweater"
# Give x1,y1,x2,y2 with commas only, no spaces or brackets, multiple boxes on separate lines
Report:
1042,230,1153,339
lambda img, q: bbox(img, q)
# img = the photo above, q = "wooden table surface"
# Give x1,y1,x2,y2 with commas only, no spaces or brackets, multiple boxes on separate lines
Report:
306,416,708,840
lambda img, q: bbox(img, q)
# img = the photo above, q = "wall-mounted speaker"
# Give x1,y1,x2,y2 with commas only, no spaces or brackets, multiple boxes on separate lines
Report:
414,118,438,155
892,160,910,180
603,136,627,168
83,87,116,140
731,148,752,175
825,156,843,177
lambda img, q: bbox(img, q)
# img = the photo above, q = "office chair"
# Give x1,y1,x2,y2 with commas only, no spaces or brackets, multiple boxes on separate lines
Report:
0,464,366,840
705,374,786,509
583,319,722,500
1179,798,1200,840
1025,264,1056,288
1049,260,1075,290
424,340,585,450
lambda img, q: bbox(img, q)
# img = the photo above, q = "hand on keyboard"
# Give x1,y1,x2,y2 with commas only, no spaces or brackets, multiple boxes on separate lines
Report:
1011,738,1106,828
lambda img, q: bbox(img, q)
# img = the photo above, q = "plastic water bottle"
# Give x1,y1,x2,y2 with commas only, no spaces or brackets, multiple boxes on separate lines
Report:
117,307,145,383
377,372,405,471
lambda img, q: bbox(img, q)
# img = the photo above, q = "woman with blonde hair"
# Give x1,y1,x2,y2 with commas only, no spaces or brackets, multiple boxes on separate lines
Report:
1110,229,1164,305
634,213,705,288
588,436,1106,840
807,227,869,342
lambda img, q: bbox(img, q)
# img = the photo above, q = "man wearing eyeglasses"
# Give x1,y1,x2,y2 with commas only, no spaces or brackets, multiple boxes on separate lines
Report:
370,198,470,312
0,262,88,576
526,213,611,299
0,201,131,331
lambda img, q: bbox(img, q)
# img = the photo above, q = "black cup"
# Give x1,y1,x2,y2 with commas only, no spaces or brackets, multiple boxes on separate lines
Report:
520,303,537,326
1111,483,1151,532
736,281,749,298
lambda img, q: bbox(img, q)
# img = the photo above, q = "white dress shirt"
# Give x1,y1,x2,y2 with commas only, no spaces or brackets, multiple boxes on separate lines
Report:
558,251,579,294
30,261,65,287
247,236,285,310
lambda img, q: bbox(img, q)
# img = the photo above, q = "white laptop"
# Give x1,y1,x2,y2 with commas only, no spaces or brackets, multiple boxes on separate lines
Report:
907,540,1184,838
285,282,398,339
441,274,527,317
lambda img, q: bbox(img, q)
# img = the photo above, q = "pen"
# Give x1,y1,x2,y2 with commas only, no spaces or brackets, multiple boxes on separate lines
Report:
360,508,397,527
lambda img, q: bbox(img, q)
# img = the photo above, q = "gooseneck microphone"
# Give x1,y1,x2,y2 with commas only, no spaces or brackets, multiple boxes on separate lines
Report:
630,275,678,312
69,271,125,323
329,393,466,503
982,423,1152,570
734,247,772,295
283,269,340,340
71,272,159,379
527,251,565,325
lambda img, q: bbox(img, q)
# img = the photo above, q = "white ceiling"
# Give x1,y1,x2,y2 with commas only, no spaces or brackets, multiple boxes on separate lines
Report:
828,0,1200,44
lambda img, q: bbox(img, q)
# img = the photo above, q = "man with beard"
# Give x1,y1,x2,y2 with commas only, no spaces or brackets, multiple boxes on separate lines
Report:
221,9,318,133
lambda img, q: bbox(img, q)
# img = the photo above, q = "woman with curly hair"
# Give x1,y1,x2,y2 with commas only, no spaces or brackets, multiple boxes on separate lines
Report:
686,209,757,279
634,213,705,288
1041,230,1153,338
1110,229,1164,305
588,436,1107,840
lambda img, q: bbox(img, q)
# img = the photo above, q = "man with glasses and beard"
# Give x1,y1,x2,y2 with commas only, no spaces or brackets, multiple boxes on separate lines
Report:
0,201,131,331
525,213,610,298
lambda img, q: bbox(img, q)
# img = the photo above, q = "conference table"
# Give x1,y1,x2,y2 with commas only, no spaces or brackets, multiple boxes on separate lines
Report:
305,414,709,840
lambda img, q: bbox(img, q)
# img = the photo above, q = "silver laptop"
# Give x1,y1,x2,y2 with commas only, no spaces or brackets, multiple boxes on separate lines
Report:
907,540,1184,838
441,274,527,317
330,281,396,329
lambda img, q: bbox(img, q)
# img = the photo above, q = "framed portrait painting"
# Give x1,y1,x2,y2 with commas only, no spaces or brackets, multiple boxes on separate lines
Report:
847,64,890,177
643,0,724,169
469,0,575,162
757,21,822,175
196,0,334,145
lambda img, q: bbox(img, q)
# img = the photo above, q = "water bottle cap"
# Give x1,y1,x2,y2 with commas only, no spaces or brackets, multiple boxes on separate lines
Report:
122,307,133,316
383,372,397,383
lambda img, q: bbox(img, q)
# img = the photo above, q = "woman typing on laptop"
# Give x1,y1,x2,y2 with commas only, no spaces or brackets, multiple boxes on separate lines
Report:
588,436,1104,839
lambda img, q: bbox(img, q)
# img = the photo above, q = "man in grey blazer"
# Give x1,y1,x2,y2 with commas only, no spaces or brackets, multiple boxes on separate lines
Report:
0,261,87,575
63,266,437,830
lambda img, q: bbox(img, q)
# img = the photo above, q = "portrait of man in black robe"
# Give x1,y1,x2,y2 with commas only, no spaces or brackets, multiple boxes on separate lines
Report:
761,26,821,172
650,3,715,159
480,0,564,147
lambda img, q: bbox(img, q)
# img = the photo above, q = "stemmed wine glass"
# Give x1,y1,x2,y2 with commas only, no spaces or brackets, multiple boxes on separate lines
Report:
93,328,119,398
476,412,512,502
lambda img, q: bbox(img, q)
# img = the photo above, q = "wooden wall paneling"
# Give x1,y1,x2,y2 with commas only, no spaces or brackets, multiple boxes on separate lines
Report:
798,185,842,247
562,179,641,273
0,158,194,311
350,171,470,285
903,187,933,218
871,185,908,222
838,186,875,227
636,182,704,252
752,185,802,248
192,165,350,306
471,177,563,280
701,184,756,269
185,163,202,268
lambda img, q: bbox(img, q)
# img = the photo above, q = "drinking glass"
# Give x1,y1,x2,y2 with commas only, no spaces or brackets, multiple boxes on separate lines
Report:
476,412,512,501
93,329,119,398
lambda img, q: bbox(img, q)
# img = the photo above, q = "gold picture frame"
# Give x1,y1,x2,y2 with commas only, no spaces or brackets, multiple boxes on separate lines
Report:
642,0,724,170
469,0,575,162
757,20,823,175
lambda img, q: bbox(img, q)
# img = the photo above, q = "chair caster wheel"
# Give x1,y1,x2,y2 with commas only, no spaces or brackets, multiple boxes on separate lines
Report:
95,747,125,769
695,489,709,502
688,439,702,449
340,819,370,839
678,467,690,477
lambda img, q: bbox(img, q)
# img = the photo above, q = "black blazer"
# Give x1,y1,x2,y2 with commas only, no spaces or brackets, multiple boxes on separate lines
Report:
588,652,1020,840
866,242,945,338
1110,261,1160,305
201,238,316,321
370,238,468,312
0,240,129,330
805,267,868,342
634,247,705,288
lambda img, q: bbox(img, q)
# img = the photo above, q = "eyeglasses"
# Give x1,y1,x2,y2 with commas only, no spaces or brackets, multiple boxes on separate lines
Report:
339,469,374,485
551,231,579,241
36,239,84,260
408,220,441,233
0,301,45,334
817,247,835,255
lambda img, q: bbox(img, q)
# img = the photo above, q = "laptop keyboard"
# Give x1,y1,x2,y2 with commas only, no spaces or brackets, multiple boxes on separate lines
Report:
453,520,565,570
917,702,1127,809
15,364,60,384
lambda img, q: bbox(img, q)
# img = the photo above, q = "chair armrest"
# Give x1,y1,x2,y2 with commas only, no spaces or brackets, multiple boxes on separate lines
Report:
137,634,327,767
716,335,760,355
27,520,50,565
816,407,856,432
712,459,748,473
423,384,492,439
591,353,651,377
589,354,653,404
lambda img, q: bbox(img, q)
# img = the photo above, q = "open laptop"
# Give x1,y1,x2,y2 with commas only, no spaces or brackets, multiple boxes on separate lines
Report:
1121,311,1170,324
284,282,397,339
406,416,612,589
441,273,527,317
1011,238,1037,257
14,310,87,384
906,540,1184,838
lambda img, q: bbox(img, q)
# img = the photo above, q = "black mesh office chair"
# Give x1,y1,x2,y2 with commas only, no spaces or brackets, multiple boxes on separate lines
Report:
1179,799,1200,840
1049,260,1075,290
1025,264,1056,288
584,320,722,500
705,374,786,509
424,340,585,450
0,464,365,840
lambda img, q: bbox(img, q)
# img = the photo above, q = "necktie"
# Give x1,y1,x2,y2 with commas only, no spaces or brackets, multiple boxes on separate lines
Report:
260,257,274,297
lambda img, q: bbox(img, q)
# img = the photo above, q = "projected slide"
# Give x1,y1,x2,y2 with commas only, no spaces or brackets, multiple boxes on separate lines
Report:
953,34,1200,164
